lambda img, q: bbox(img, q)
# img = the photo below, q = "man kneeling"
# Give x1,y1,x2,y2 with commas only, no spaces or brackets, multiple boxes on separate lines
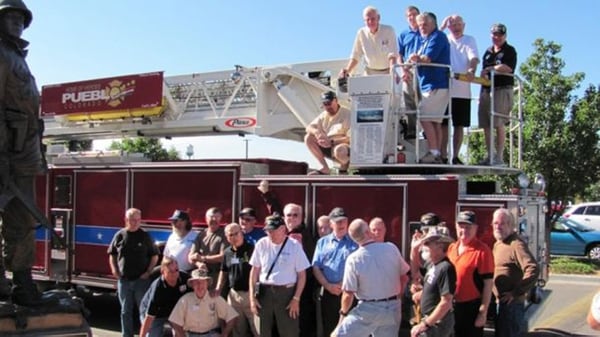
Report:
305,91,351,175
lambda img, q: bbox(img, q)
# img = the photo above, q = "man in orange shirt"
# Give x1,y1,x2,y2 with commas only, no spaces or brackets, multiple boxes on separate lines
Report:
447,211,494,337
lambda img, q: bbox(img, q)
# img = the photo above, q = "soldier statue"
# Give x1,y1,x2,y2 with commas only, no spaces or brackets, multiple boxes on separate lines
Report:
0,0,48,306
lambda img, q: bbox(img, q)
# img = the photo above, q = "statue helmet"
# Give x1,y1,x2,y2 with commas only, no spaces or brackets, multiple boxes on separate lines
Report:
0,0,32,29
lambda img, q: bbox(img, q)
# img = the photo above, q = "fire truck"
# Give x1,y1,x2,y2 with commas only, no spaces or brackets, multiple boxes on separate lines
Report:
34,59,549,306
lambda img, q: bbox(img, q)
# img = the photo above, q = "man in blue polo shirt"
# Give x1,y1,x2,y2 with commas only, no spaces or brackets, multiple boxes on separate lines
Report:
398,5,421,139
407,12,450,164
312,207,358,337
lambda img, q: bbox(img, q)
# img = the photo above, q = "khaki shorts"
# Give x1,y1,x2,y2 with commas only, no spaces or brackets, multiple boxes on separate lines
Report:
418,89,449,124
478,86,513,128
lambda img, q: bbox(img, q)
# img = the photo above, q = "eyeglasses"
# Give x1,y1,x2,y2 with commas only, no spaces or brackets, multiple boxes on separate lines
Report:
285,213,299,217
240,217,255,222
323,101,333,106
227,231,241,237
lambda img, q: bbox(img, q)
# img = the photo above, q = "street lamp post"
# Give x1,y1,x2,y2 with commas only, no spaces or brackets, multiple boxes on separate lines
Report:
242,139,250,159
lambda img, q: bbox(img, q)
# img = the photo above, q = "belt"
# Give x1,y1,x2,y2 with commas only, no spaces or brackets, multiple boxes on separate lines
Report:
187,328,219,336
482,85,513,91
261,283,295,289
366,66,390,72
363,294,399,302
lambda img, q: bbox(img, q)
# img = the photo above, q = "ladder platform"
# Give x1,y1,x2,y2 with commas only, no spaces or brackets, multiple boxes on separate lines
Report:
354,164,521,176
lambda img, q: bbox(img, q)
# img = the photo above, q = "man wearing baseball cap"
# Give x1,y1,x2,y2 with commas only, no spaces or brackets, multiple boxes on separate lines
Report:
478,23,517,166
448,211,494,337
239,207,266,245
410,226,456,337
163,209,197,273
305,90,351,175
169,268,238,337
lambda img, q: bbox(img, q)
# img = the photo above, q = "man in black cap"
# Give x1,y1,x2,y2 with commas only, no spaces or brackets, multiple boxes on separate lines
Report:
312,207,358,336
239,207,266,245
305,90,351,175
249,215,310,337
478,23,517,166
164,209,197,273
410,227,456,337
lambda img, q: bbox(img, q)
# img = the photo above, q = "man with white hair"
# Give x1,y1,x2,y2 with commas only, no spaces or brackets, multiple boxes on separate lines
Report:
334,219,409,336
341,6,398,77
439,14,479,165
491,208,538,337
407,12,450,164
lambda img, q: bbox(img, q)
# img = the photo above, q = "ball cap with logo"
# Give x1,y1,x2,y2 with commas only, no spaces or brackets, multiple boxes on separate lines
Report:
456,210,477,225
264,215,285,230
329,207,348,222
168,209,190,222
491,23,507,35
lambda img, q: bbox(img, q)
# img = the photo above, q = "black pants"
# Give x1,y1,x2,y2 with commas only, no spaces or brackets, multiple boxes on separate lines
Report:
454,299,483,337
321,290,342,337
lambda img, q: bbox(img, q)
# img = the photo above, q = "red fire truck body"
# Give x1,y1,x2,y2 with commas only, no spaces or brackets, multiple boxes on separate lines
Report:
32,158,545,291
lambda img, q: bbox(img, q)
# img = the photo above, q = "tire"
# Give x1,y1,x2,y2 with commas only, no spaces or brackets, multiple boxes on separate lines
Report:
587,244,600,260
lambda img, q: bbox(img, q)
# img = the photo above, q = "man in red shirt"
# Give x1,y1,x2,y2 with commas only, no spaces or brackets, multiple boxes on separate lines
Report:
447,211,494,337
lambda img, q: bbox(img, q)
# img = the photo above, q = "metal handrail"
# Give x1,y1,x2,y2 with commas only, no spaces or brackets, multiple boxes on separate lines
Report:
488,70,523,168
392,62,452,163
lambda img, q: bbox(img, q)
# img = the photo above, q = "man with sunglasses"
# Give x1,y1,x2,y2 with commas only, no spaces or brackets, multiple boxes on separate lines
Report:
239,207,266,246
164,209,198,273
249,215,310,337
305,91,351,175
216,223,258,337
283,203,317,337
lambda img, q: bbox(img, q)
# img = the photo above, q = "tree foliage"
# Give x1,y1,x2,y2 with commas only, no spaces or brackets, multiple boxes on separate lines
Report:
465,39,600,201
109,137,180,161
518,39,600,202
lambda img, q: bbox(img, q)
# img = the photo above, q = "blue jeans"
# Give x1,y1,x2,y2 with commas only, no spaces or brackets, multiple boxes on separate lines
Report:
495,301,526,337
118,277,151,337
146,317,168,337
336,299,401,337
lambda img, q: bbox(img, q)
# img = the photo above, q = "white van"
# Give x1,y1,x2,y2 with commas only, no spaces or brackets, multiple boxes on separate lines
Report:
563,202,600,230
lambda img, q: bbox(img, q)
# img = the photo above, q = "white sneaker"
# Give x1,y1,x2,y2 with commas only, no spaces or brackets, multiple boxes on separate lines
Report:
419,152,442,164
492,157,506,167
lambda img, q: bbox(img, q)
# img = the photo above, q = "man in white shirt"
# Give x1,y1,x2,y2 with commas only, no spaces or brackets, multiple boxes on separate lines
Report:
248,215,310,337
163,210,197,272
340,6,398,77
439,15,479,165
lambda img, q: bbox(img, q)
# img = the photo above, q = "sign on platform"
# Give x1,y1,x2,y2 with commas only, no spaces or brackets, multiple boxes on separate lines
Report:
41,72,163,117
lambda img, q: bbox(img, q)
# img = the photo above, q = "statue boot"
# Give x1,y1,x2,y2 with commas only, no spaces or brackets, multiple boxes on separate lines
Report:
11,269,56,307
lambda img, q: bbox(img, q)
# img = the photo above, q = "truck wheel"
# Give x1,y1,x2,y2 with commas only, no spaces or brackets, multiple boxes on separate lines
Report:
587,244,600,260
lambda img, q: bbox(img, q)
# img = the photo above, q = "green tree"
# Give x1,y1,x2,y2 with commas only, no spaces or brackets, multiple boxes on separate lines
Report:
67,140,93,152
519,39,600,202
109,137,180,161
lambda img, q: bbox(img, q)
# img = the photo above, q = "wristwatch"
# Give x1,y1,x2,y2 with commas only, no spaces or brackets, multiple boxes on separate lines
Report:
339,309,348,316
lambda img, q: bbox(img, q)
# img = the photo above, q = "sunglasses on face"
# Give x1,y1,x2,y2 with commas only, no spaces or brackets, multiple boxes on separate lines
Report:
285,213,299,217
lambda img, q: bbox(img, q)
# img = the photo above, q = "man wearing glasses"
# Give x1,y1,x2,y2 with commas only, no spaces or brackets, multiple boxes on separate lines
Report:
163,209,198,273
216,223,258,337
249,215,310,337
283,203,317,337
239,207,266,246
305,91,351,175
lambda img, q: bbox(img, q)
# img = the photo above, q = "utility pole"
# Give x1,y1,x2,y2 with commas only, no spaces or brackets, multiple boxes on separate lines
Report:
243,139,250,159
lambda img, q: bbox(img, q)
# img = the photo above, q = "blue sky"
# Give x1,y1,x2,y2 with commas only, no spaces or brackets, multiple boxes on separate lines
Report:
25,1,598,167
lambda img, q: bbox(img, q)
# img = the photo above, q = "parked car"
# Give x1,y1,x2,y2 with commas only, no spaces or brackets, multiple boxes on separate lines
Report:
562,202,600,231
550,216,600,260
